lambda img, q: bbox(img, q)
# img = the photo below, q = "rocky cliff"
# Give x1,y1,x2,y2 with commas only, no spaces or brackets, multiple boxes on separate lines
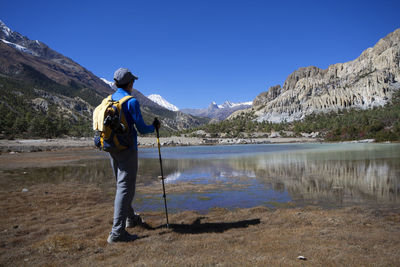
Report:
247,28,400,123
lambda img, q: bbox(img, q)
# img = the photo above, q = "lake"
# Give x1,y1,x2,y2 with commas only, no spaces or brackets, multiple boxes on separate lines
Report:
5,143,400,213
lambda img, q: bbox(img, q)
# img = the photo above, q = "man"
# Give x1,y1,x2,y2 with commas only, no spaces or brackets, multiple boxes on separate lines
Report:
107,68,160,244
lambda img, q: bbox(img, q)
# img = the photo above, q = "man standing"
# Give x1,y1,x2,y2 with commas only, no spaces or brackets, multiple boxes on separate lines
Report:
107,68,160,244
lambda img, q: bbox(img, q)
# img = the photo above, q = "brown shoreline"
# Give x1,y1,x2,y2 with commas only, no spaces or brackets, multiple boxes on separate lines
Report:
0,180,399,266
1,139,399,265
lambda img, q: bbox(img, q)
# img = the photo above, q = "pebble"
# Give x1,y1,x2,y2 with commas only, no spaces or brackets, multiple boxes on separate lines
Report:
297,256,307,260
22,188,29,192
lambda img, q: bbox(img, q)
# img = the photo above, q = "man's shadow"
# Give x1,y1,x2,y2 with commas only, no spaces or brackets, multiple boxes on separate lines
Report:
141,217,261,234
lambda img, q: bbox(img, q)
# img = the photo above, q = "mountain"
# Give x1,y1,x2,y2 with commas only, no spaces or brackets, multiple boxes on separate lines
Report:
100,78,117,90
147,94,179,111
234,28,400,123
181,101,252,120
0,20,112,95
0,20,207,138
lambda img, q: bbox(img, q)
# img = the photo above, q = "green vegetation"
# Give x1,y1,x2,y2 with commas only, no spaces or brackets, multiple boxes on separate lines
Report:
291,93,400,141
182,90,400,142
0,68,186,139
0,73,98,139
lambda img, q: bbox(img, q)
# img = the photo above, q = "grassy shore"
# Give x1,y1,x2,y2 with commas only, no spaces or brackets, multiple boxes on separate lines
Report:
0,181,399,266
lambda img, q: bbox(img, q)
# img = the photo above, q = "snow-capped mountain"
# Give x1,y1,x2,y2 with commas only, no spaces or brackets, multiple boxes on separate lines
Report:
0,20,111,94
148,94,179,111
100,78,117,90
1,20,43,57
181,100,252,120
218,100,253,109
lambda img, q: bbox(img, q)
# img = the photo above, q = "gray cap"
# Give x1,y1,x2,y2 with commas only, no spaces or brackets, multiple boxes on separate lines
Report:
113,68,138,85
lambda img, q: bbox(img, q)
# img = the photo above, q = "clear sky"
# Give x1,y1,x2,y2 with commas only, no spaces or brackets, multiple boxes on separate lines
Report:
1,0,399,109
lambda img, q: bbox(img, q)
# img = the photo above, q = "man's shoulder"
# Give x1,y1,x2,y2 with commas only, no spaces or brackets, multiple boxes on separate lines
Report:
112,92,135,102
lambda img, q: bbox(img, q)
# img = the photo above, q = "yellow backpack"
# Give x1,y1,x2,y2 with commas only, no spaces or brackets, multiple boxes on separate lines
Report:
93,95,133,152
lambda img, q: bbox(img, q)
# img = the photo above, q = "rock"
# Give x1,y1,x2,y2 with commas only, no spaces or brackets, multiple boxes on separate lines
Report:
297,256,307,261
235,29,400,123
31,98,49,111
269,132,281,138
301,132,319,138
253,85,282,106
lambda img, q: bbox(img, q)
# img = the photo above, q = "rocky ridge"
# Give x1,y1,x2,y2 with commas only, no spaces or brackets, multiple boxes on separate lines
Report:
238,28,400,123
0,20,112,95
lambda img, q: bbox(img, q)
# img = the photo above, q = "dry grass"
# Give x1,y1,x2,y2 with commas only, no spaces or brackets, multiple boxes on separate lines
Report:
0,181,399,266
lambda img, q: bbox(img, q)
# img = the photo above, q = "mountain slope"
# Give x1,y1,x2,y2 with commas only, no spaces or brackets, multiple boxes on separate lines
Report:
233,28,400,123
0,20,207,137
0,20,112,95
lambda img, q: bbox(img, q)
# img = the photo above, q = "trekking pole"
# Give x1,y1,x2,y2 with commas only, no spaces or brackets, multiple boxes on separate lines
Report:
156,126,169,228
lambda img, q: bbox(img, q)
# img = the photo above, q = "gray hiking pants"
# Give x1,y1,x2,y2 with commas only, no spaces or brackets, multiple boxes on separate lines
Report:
108,149,138,236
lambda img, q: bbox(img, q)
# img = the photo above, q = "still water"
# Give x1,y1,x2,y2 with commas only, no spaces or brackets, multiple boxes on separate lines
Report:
7,143,400,212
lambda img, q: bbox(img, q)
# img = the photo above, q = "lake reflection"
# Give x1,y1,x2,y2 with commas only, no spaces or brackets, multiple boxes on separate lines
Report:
5,143,400,212
137,143,400,209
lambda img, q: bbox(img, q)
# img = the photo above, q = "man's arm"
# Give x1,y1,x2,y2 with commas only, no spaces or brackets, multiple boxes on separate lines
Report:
128,99,155,134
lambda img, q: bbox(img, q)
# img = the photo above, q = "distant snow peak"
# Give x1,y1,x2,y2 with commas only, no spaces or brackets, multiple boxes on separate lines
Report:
100,78,117,90
218,100,253,109
218,101,233,109
148,94,179,111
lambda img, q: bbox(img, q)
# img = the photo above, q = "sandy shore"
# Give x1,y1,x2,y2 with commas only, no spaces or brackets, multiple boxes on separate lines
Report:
0,136,320,153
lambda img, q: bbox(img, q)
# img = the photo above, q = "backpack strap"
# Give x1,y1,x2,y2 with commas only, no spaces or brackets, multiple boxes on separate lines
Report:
118,95,134,104
115,96,134,132
116,95,134,120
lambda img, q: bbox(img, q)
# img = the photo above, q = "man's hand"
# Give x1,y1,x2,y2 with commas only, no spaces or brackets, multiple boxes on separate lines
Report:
153,118,161,130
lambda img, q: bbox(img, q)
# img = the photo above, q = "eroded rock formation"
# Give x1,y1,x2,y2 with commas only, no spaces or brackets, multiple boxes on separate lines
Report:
248,29,400,122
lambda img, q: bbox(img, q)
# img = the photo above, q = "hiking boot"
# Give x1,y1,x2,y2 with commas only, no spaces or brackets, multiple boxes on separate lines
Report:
107,231,138,244
126,212,144,228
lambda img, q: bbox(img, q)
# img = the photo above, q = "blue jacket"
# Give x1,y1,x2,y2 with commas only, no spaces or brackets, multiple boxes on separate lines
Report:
112,88,155,150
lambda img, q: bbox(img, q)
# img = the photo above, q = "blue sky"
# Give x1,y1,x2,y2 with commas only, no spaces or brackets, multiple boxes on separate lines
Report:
1,0,399,109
